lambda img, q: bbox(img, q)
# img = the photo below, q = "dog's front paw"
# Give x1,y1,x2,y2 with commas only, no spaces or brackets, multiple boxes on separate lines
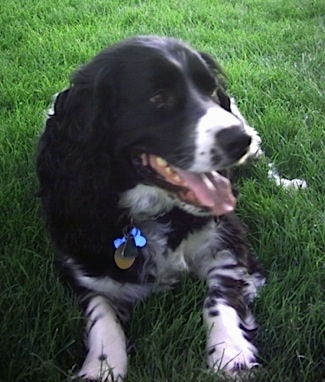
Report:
208,340,259,378
76,353,125,381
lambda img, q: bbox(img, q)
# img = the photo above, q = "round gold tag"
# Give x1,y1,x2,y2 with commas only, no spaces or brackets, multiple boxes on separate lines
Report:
114,252,136,270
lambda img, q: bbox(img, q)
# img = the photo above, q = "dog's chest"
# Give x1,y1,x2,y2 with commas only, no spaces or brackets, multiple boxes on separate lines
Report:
73,217,222,304
139,218,220,284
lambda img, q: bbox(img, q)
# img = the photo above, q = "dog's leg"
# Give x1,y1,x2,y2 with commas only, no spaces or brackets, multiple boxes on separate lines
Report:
202,250,265,376
77,294,128,381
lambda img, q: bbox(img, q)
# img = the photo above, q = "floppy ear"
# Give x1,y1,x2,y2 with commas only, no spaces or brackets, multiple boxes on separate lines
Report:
199,52,227,86
37,65,123,273
199,52,231,112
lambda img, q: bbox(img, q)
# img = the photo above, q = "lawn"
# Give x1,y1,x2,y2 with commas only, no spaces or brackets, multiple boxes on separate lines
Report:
0,0,324,381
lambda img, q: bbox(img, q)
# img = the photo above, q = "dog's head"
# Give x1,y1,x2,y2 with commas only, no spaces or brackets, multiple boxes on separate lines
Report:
41,36,260,221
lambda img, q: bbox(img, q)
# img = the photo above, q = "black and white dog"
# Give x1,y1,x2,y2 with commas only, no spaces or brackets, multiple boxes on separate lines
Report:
37,36,269,381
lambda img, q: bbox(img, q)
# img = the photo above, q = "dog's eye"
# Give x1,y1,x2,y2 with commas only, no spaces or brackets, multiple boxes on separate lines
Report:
200,83,217,98
210,88,218,98
216,88,231,112
150,91,168,108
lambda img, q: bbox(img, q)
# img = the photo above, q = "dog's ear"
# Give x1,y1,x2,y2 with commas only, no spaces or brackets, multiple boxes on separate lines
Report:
37,62,122,267
70,55,119,135
199,52,231,112
199,52,227,87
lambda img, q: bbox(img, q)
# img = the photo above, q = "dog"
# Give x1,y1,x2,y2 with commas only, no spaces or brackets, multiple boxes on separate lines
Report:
37,36,268,381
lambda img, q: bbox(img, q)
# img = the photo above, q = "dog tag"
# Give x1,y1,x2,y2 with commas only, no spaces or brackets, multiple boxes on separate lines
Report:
123,236,139,258
113,225,147,270
114,242,136,270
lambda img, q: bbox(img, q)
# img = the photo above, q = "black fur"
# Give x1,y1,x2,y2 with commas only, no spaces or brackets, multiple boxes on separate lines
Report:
37,36,236,281
37,36,265,381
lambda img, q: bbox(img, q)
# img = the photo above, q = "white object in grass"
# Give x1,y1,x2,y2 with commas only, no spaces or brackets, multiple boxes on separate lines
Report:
267,163,308,189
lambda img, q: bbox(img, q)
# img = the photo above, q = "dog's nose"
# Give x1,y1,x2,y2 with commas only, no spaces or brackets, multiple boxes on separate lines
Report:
216,127,252,160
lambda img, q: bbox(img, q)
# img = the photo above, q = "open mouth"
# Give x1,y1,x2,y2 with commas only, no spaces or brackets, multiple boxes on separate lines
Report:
136,154,236,216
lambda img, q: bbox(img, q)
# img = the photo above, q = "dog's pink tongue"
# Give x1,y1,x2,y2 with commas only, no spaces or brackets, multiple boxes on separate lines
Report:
174,169,236,216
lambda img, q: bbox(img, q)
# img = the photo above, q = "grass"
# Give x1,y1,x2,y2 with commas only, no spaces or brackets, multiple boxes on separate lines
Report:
0,0,324,381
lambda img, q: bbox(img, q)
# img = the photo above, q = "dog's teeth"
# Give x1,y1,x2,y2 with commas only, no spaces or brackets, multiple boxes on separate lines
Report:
165,167,173,175
173,174,183,184
141,154,149,166
156,157,168,167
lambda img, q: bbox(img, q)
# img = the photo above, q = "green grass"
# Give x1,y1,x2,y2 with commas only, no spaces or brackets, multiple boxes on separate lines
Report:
1,0,324,381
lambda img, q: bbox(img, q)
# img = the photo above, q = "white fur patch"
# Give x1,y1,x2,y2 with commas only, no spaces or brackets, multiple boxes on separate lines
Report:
47,92,61,118
204,301,259,373
191,105,245,172
78,296,127,381
74,269,153,303
119,184,174,218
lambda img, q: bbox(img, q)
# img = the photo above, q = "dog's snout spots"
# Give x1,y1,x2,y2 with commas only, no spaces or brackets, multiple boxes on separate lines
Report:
216,127,252,160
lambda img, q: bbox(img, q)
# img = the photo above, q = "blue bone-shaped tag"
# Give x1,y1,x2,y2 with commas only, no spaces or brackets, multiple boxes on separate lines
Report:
129,227,147,247
113,226,147,251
